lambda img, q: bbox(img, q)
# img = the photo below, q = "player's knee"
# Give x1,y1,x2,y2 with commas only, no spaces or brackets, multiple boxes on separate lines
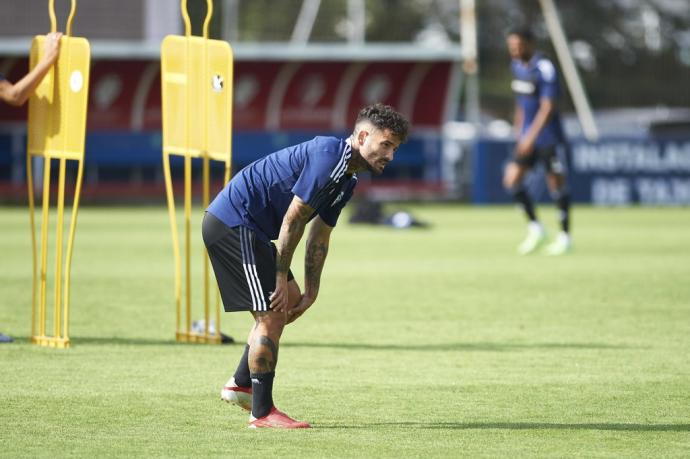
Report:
503,163,525,190
506,182,527,199
287,281,302,309
550,185,569,201
503,174,519,191
254,311,287,336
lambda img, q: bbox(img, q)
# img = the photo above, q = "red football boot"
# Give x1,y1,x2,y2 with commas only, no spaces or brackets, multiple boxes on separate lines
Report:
248,407,311,429
220,378,252,412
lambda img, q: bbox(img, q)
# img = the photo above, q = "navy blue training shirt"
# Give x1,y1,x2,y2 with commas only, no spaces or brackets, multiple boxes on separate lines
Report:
207,136,357,243
510,52,565,148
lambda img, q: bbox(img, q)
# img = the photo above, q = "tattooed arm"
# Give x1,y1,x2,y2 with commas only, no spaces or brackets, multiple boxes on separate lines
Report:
270,196,314,312
303,216,332,299
287,216,333,323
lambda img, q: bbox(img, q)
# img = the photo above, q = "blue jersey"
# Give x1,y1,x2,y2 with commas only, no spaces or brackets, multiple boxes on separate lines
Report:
510,52,565,148
207,136,357,243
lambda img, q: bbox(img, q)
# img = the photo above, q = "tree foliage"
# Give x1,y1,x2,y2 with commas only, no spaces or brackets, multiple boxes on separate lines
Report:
199,0,690,113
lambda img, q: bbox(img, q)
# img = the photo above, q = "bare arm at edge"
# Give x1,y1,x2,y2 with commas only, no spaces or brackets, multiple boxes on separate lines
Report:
0,32,62,106
516,97,555,156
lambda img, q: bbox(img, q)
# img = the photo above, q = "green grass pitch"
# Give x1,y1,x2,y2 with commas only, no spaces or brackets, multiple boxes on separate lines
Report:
1,204,689,458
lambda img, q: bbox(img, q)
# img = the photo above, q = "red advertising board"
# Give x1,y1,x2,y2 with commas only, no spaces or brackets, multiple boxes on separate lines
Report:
1,57,456,132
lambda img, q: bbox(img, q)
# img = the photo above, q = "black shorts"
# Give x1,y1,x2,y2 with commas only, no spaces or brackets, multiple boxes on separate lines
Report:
513,144,567,174
202,212,294,313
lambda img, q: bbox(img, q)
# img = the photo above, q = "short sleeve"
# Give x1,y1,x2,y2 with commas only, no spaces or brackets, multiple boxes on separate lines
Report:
291,139,345,209
318,179,357,227
537,59,559,100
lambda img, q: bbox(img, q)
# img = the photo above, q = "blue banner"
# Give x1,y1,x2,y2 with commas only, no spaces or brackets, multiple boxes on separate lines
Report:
472,137,690,206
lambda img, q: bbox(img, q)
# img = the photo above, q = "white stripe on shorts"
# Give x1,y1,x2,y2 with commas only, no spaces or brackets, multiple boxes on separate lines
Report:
246,231,268,312
239,226,267,311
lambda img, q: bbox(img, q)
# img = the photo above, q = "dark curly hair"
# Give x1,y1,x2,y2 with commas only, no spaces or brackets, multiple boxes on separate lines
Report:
507,26,535,43
355,103,410,143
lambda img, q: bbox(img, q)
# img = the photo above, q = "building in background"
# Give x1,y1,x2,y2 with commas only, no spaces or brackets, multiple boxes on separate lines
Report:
0,0,180,41
1,0,689,205
0,0,464,203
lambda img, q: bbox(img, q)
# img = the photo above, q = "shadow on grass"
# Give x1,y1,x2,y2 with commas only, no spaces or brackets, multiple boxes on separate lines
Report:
316,421,690,431
8,336,200,347
282,342,637,352
7,337,636,351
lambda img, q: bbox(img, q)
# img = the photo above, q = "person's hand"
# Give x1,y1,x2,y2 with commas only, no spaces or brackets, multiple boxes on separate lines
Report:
43,32,62,65
269,275,289,312
516,137,534,157
286,293,316,324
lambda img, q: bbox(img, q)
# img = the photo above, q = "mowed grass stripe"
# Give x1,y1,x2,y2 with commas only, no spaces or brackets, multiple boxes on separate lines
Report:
1,205,689,458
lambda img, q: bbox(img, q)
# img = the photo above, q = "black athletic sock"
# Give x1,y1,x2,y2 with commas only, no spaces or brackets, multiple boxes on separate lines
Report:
232,345,251,388
512,188,538,222
250,371,275,418
555,191,571,233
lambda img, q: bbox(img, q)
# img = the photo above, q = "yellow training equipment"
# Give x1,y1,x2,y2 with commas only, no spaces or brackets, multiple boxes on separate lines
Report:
161,0,233,344
27,0,90,349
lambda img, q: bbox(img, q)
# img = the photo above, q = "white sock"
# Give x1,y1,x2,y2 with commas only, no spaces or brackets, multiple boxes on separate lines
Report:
528,221,544,235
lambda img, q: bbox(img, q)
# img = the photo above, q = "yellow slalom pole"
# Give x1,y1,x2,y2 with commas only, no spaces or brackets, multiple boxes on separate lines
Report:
215,288,221,342
27,153,38,338
53,158,66,341
183,0,192,339
48,0,57,33
65,0,76,37
63,157,85,341
161,0,232,344
184,155,192,336
181,0,192,37
202,156,210,340
201,4,211,339
217,162,232,338
27,0,89,348
203,0,213,39
39,157,52,338
163,152,182,337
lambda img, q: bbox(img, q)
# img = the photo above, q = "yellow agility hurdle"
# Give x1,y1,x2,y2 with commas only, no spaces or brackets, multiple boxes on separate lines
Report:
27,0,90,349
161,0,234,344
